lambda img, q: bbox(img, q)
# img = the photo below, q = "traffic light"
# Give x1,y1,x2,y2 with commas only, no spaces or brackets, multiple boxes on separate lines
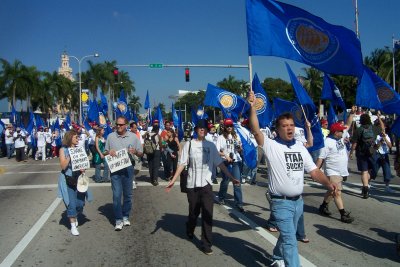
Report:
113,67,119,83
185,68,190,82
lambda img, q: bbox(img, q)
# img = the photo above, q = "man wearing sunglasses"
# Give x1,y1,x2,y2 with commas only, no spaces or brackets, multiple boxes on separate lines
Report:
105,116,143,231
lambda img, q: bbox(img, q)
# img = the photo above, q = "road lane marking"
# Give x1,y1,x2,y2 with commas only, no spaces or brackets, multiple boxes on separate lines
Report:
220,204,316,267
0,198,62,267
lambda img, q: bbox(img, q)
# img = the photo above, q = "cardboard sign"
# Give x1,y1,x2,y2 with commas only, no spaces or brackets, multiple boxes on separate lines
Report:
105,148,132,173
68,146,90,171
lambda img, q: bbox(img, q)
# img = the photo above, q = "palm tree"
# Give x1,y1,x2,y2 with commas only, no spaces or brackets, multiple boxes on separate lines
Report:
0,59,27,108
128,94,141,113
217,75,248,97
301,67,323,101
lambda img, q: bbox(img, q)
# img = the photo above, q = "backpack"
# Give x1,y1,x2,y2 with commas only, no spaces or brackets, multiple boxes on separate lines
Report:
358,126,376,156
143,134,157,155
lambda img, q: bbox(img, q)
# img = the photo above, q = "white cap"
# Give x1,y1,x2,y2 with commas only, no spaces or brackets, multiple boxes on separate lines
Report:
77,173,89,193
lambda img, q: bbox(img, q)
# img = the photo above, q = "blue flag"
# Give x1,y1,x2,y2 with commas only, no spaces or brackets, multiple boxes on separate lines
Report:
115,89,131,121
235,124,257,169
252,73,273,127
88,99,100,125
191,107,199,127
144,90,150,110
321,75,346,110
177,108,183,141
246,0,363,77
204,84,249,121
132,110,139,123
100,92,108,115
34,114,45,129
356,66,400,114
285,63,314,106
327,104,338,127
154,105,164,130
10,104,17,125
64,113,71,130
172,104,179,128
394,39,400,51
26,111,35,134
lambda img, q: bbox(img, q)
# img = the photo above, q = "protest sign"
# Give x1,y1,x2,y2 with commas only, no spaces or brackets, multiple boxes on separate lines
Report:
105,148,132,173
68,146,90,171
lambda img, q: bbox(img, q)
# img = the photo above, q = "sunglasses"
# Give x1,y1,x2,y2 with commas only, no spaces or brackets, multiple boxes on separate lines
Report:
116,123,126,127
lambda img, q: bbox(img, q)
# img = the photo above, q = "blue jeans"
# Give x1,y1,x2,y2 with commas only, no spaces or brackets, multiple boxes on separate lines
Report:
295,213,306,240
94,162,110,182
6,143,14,158
111,166,134,222
373,153,392,183
242,162,258,183
66,185,86,218
218,162,243,206
272,198,303,267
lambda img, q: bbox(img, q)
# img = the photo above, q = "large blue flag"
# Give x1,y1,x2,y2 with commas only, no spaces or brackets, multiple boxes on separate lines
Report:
252,73,272,128
131,110,139,123
235,123,257,169
246,0,363,77
391,117,400,138
144,90,150,110
115,89,131,121
356,66,400,114
191,107,199,127
204,84,249,122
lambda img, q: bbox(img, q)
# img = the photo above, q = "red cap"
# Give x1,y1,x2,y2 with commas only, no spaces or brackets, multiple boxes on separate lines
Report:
153,120,159,124
320,119,328,125
207,123,214,129
330,122,346,133
223,118,234,126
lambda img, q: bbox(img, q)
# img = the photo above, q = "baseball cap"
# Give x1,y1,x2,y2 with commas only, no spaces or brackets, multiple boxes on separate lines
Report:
320,119,328,125
223,118,234,126
330,122,346,133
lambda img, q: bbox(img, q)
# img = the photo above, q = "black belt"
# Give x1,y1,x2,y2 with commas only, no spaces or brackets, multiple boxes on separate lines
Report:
271,195,301,201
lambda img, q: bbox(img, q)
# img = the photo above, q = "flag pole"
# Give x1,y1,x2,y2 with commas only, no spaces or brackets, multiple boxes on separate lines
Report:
248,56,253,91
393,35,396,93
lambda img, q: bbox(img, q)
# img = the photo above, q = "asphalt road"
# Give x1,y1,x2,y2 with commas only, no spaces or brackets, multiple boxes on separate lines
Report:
0,155,399,267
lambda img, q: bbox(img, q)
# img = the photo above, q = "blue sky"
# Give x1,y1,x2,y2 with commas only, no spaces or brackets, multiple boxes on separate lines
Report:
1,0,399,113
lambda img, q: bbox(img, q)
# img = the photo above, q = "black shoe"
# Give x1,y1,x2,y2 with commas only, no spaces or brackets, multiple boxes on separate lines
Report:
319,204,332,216
152,181,159,186
340,211,354,223
237,205,244,213
212,180,218,184
202,247,213,255
362,186,369,199
186,222,194,240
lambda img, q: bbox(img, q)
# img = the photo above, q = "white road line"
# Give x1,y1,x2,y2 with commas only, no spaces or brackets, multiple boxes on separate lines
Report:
221,204,316,267
0,198,62,267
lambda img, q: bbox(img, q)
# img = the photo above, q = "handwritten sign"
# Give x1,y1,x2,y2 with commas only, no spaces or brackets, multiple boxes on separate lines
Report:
105,148,132,173
68,146,90,171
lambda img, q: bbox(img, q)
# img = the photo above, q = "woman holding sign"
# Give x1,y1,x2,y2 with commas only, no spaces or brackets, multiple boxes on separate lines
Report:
58,129,89,236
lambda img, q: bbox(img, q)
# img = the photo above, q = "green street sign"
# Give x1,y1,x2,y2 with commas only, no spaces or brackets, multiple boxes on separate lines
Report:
149,63,163,68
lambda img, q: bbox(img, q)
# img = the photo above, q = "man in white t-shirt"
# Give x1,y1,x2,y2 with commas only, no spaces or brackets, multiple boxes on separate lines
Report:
247,91,336,267
13,127,26,162
316,122,354,223
35,126,46,161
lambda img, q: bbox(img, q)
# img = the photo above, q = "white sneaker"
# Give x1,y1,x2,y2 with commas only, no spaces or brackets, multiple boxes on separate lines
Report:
270,259,285,267
115,221,123,231
132,182,137,189
75,219,78,227
71,226,79,236
385,186,395,193
123,218,131,226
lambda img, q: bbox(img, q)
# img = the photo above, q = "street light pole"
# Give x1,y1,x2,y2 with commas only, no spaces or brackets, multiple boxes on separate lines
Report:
69,53,100,125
